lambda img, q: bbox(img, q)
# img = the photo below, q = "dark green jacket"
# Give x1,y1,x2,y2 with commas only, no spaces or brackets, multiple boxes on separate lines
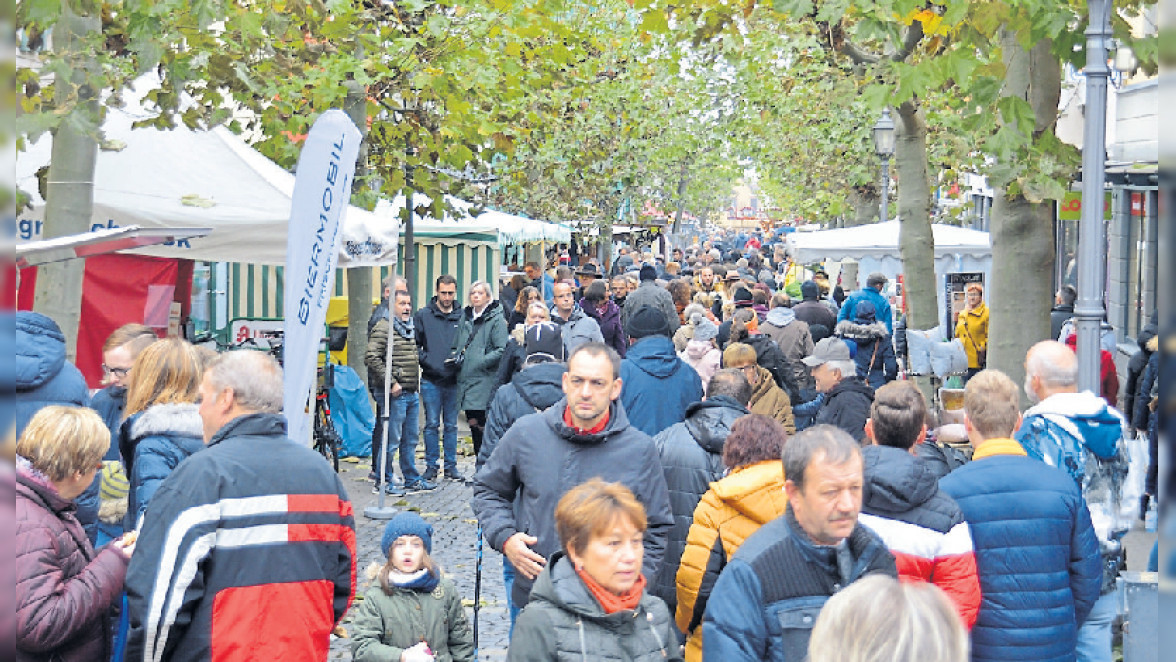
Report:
453,300,508,410
366,318,420,393
507,553,683,662
349,576,474,662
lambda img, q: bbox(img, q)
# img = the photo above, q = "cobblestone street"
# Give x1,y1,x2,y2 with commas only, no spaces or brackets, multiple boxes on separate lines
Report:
328,443,510,661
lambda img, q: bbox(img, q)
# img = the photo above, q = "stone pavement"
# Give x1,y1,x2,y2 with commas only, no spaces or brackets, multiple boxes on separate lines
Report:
328,444,511,661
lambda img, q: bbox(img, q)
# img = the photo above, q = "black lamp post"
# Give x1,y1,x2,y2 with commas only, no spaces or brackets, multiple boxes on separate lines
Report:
873,108,897,222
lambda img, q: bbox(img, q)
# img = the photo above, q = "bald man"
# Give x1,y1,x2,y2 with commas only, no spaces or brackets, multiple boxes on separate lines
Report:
1015,340,1131,662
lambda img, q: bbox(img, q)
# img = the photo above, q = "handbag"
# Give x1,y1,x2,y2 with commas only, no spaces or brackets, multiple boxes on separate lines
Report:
961,316,986,368
447,321,478,373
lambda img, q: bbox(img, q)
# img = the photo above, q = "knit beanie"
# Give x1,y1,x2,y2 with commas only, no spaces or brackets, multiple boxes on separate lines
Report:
694,318,719,343
800,280,820,301
733,287,754,308
626,305,671,339
100,461,129,501
639,264,658,282
525,321,565,362
381,512,434,556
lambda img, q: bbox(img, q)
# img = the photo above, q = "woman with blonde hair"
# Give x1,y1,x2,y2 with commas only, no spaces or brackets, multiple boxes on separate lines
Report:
808,574,968,662
15,406,137,662
955,282,988,380
117,338,206,530
496,301,552,391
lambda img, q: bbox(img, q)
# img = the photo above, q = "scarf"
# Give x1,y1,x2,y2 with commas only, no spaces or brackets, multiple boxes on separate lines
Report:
393,315,415,341
576,566,646,615
386,567,440,593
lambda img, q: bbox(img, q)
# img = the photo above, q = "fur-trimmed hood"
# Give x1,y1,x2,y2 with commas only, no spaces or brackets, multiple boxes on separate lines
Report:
129,402,204,441
835,319,888,344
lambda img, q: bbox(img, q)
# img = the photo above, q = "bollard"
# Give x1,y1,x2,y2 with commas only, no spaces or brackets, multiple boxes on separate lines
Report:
1120,571,1157,662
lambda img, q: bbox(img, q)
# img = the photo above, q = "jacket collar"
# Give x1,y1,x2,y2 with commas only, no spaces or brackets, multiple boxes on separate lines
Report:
543,398,630,445
207,412,288,447
972,438,1027,460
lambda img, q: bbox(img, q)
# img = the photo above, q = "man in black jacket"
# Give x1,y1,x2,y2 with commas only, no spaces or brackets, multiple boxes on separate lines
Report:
1050,284,1076,342
413,274,465,483
802,337,874,443
472,342,673,609
125,351,355,661
651,369,751,615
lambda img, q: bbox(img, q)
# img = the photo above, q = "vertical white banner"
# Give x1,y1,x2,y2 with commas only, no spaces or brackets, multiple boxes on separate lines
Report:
283,110,362,444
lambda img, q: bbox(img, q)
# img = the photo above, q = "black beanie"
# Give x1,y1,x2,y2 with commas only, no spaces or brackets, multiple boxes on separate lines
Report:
626,305,671,339
639,264,658,282
801,280,820,300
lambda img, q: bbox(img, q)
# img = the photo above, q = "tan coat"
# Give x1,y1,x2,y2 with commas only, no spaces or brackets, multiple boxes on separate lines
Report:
748,365,795,433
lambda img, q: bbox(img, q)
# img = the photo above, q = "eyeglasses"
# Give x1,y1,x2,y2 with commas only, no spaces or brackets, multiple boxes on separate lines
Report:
102,364,131,378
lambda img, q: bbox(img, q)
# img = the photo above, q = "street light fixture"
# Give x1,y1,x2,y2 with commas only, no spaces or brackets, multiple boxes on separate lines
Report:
873,108,896,223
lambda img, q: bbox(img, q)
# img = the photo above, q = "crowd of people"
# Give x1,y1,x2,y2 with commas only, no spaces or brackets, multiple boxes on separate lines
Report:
7,228,1160,662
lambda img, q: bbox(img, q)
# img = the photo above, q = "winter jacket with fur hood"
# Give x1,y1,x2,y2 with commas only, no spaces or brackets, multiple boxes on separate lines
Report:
834,319,898,389
118,402,205,531
651,396,749,612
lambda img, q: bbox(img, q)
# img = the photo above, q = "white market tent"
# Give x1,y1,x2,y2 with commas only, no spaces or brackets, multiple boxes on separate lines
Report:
15,77,398,267
377,194,571,248
787,221,993,334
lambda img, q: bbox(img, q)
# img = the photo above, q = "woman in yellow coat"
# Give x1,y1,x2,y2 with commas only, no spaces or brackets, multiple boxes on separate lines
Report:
674,415,789,662
954,283,989,379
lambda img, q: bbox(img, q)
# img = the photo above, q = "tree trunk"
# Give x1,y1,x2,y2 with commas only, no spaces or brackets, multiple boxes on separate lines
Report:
893,102,937,332
34,7,101,362
846,187,878,227
344,80,371,385
987,31,1058,400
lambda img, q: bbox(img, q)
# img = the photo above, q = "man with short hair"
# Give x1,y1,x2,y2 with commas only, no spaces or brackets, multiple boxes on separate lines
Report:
524,260,554,306
858,381,980,628
367,290,436,494
621,306,704,437
651,369,752,614
837,272,893,333
703,425,897,661
940,369,1101,662
472,343,673,608
622,264,681,334
368,275,408,335
1051,284,1078,342
802,337,874,443
414,274,465,483
792,280,837,342
1016,340,1131,662
610,274,630,308
125,351,356,661
549,281,603,356
367,275,408,482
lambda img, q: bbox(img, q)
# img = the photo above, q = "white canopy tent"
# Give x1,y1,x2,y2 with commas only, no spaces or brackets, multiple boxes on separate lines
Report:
376,194,570,247
15,77,398,267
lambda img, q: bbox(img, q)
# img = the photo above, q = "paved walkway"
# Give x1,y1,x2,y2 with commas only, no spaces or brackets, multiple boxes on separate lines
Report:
329,444,510,661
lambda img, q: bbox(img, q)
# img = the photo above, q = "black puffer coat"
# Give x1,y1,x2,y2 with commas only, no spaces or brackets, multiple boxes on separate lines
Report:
650,396,748,613
478,361,567,471
814,378,874,443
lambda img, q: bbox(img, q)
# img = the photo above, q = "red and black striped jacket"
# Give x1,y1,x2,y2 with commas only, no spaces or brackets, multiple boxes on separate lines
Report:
858,444,981,629
124,414,356,662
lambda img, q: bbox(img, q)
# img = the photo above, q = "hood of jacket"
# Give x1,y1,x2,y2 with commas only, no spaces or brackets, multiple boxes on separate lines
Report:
16,311,68,390
684,339,717,361
835,320,888,345
542,397,634,446
625,335,684,378
861,445,939,513
128,402,204,442
765,307,796,327
683,396,749,454
749,365,780,401
511,362,567,411
529,552,651,623
828,376,875,402
1137,322,1158,352
1024,389,1121,421
712,460,787,523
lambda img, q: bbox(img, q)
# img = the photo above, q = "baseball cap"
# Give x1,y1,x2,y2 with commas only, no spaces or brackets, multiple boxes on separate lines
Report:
801,337,852,367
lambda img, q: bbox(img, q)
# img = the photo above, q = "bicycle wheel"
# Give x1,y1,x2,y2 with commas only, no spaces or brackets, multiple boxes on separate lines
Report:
313,400,340,472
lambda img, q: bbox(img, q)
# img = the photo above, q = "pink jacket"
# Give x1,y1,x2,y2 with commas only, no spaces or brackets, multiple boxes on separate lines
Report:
680,340,721,394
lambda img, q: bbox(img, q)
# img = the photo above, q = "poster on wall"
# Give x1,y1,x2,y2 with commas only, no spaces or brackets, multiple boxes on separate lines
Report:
945,272,985,339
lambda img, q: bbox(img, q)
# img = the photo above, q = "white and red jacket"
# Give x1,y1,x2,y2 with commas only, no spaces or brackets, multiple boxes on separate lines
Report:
124,414,356,662
858,444,981,628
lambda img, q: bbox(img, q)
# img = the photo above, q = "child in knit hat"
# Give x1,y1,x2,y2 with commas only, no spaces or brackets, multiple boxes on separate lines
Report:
350,512,473,662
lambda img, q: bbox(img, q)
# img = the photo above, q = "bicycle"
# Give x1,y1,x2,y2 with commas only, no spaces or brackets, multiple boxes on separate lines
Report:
312,359,342,473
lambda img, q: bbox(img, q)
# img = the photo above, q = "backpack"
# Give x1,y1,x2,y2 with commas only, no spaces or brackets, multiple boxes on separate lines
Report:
745,335,800,401
1015,409,1124,488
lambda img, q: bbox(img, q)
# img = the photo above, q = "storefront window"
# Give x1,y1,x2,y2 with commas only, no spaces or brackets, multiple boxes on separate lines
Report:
1122,190,1157,342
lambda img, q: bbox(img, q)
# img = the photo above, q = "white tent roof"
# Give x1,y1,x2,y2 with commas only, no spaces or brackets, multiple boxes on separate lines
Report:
15,77,397,267
377,195,570,247
786,221,991,264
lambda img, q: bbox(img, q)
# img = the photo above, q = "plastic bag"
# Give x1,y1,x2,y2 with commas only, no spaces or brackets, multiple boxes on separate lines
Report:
327,364,376,458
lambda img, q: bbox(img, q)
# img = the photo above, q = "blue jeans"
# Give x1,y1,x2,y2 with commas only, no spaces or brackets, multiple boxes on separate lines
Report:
420,379,460,473
1075,591,1117,662
503,558,520,636
373,392,421,484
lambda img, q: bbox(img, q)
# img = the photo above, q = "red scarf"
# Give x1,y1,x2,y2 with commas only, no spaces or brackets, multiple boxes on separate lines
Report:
563,406,609,435
575,566,646,614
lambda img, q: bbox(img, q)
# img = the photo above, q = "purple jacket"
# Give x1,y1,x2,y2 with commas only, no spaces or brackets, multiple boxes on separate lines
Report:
15,459,128,662
581,298,627,357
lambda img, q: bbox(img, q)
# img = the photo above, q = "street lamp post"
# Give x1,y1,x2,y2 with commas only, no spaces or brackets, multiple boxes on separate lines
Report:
873,108,896,223
1075,0,1112,394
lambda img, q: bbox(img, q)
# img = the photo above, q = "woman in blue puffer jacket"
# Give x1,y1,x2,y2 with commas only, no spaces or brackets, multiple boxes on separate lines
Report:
833,301,897,389
117,338,207,531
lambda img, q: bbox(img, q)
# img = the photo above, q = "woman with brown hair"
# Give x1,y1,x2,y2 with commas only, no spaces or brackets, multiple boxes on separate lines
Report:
509,285,541,330
15,406,137,662
117,338,206,531
508,479,682,661
675,414,788,661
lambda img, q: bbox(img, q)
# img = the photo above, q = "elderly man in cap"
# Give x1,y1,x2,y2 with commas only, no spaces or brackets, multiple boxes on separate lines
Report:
575,262,601,292
838,272,894,333
621,306,704,437
802,337,874,443
622,264,681,335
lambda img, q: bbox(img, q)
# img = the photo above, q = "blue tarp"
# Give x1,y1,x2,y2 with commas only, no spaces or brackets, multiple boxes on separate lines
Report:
328,364,374,458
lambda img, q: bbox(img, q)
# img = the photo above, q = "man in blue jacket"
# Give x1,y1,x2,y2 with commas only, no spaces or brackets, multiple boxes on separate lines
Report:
702,425,896,662
620,306,702,437
837,272,893,333
940,369,1102,662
